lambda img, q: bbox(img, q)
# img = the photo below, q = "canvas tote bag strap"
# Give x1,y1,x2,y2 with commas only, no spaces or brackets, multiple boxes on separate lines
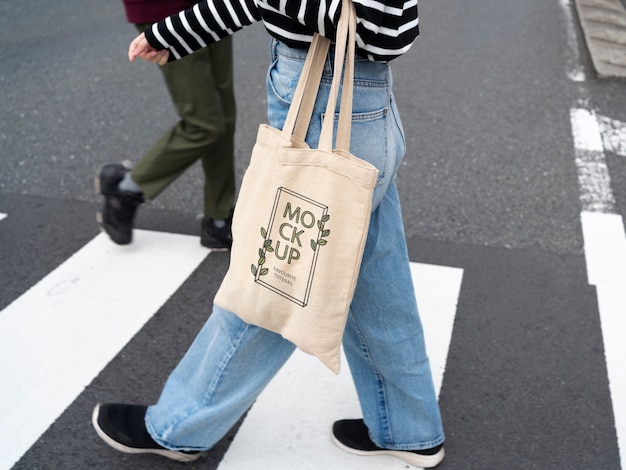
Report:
282,0,356,147
318,0,355,152
281,35,330,141
331,1,356,151
291,34,331,141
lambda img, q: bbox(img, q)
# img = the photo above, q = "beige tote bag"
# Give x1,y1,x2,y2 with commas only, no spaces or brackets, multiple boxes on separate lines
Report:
214,0,377,373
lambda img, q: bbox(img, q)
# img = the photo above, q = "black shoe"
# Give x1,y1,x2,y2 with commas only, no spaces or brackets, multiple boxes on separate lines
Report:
200,216,232,250
95,163,144,245
332,419,445,468
92,404,203,462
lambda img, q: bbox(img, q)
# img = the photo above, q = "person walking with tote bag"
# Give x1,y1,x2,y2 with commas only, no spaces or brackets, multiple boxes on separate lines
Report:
92,0,446,467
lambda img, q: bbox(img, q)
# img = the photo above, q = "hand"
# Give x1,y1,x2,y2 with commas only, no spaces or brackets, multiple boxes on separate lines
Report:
128,32,170,65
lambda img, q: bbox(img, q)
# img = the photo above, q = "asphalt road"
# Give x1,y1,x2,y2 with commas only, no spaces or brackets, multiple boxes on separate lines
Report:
2,0,623,252
1,0,626,468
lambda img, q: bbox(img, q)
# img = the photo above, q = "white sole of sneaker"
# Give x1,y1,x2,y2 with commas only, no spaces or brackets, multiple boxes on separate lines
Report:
91,405,203,463
331,433,445,468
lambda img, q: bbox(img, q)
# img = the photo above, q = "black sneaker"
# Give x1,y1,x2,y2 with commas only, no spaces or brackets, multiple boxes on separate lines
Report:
95,163,144,245
200,216,232,250
332,419,445,468
92,403,203,462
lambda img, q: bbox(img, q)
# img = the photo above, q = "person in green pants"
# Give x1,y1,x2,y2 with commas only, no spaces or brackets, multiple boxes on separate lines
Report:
96,0,236,250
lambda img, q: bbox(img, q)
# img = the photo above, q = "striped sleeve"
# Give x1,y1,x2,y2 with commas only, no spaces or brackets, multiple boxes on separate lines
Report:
146,0,262,60
353,0,419,61
145,0,418,62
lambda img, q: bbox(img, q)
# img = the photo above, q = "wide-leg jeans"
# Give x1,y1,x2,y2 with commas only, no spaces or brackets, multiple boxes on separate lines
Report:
145,39,445,452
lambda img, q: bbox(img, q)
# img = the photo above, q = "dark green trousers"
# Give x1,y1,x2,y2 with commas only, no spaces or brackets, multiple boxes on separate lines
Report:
131,25,236,220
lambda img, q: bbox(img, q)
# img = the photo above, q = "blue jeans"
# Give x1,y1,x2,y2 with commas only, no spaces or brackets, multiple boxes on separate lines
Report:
145,39,445,452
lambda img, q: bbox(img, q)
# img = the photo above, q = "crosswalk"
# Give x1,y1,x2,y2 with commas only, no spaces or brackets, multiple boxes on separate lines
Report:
562,13,626,465
1,200,625,468
2,104,626,467
0,229,209,469
0,223,462,470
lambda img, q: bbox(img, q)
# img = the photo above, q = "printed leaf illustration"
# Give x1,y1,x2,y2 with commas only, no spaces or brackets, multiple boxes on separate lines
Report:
312,213,331,250
253,227,272,277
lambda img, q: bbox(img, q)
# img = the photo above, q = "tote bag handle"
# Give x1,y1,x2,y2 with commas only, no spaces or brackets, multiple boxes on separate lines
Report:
280,0,356,153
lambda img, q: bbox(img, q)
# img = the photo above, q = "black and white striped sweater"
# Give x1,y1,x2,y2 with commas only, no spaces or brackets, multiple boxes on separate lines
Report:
145,0,419,62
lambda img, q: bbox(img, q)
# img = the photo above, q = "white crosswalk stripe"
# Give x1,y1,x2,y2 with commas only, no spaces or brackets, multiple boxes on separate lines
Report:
0,230,210,470
571,108,626,470
582,213,626,470
217,263,462,469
